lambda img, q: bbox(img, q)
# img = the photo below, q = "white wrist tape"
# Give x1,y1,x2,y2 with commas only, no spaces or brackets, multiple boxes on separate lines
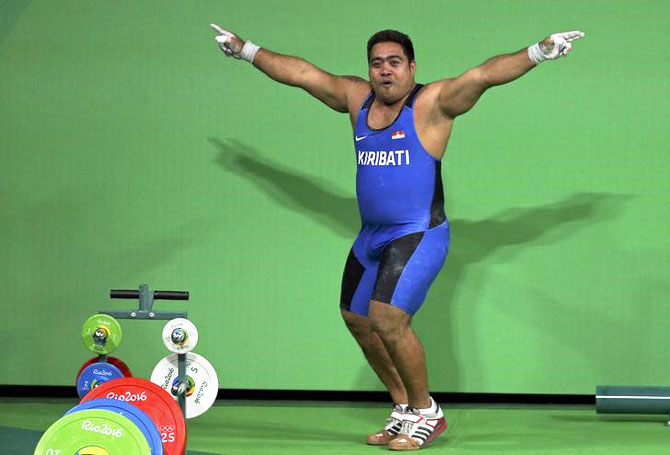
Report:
240,40,260,63
527,43,548,65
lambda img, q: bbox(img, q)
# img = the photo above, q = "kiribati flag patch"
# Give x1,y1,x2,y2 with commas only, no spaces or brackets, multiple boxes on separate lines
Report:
391,130,405,140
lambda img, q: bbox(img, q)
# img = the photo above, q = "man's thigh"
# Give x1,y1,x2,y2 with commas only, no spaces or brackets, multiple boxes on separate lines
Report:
372,222,449,316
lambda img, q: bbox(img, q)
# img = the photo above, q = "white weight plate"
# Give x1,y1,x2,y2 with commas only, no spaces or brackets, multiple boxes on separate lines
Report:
150,353,218,419
161,318,199,353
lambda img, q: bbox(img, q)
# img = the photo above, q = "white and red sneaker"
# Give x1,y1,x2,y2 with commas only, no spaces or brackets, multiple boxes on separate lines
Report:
388,398,447,450
367,404,408,445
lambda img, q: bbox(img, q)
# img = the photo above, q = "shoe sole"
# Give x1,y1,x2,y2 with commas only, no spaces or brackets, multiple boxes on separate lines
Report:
388,419,447,451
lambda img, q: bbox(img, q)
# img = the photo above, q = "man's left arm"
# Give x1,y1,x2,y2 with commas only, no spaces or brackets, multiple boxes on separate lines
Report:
437,31,585,119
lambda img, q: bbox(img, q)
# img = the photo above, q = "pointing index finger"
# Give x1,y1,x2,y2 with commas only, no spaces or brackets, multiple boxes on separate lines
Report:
561,30,586,42
210,23,230,36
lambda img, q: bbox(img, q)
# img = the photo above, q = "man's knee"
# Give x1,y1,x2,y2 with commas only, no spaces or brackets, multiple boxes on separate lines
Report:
341,309,372,340
368,300,410,343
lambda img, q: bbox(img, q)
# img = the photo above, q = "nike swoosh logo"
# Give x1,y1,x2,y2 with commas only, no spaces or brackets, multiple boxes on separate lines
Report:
355,135,367,142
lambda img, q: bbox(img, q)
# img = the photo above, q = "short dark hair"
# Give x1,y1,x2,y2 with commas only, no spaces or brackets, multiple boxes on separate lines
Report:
367,30,415,63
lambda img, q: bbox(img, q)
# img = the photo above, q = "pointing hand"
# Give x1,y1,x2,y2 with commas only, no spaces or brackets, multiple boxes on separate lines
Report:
210,24,245,58
539,31,585,59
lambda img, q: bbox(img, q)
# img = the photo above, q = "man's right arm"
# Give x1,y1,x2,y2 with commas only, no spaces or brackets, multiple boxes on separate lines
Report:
211,24,368,114
253,48,365,113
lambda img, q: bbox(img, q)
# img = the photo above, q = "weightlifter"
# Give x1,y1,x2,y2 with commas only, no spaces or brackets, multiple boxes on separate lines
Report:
210,25,584,450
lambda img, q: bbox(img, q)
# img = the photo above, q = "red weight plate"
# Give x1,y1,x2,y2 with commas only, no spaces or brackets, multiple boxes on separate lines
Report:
76,356,133,383
81,377,186,455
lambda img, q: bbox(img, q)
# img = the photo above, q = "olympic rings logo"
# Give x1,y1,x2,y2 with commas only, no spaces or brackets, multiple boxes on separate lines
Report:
159,425,176,432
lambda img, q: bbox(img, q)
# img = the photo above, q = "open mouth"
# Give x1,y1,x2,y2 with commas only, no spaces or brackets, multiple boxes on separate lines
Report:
381,80,393,88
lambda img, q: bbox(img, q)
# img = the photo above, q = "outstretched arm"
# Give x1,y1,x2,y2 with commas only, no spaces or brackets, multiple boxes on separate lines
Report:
210,24,367,113
437,31,585,118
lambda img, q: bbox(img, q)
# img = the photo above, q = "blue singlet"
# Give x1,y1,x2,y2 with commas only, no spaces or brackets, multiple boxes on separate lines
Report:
340,84,450,316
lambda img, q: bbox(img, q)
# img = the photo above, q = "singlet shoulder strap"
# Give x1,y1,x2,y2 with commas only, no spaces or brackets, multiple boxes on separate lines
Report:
404,83,424,108
361,91,375,110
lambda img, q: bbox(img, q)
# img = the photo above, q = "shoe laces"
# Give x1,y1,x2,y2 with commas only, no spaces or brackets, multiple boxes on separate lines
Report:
399,418,416,435
399,406,424,435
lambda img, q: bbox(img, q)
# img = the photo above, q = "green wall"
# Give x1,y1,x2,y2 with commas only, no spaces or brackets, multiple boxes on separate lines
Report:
2,0,669,394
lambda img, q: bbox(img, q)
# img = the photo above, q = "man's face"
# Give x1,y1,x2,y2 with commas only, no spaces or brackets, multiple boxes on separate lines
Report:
368,41,416,104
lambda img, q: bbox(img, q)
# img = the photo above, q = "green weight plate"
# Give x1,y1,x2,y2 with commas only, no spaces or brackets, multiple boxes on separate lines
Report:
82,314,122,355
34,408,151,455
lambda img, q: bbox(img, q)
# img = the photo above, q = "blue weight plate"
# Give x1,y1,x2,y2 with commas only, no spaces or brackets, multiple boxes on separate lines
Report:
77,362,124,399
65,398,164,455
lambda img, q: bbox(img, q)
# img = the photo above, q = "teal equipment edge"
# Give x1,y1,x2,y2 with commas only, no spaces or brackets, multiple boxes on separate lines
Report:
596,385,670,426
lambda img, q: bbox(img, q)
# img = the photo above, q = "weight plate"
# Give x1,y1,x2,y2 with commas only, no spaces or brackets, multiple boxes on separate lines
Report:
77,362,124,399
162,318,199,353
65,398,163,455
150,352,219,419
77,356,132,383
82,377,186,455
33,408,151,455
81,314,123,355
